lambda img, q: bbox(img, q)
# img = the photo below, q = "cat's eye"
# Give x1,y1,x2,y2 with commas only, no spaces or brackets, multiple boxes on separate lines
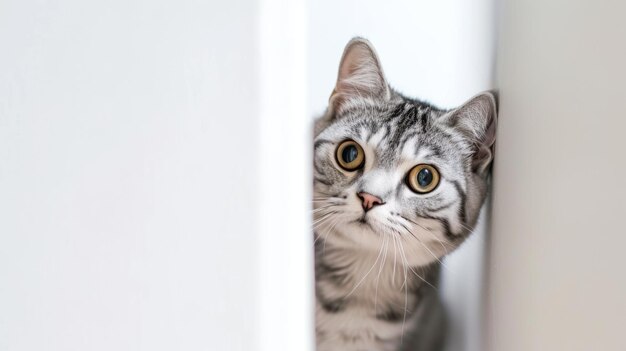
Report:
335,140,365,171
407,164,440,194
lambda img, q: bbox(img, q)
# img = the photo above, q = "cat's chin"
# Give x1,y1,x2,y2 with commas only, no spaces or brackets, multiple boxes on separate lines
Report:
327,215,394,252
325,216,446,267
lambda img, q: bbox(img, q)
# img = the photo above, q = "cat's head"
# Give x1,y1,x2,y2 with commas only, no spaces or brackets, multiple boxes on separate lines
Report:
313,38,497,266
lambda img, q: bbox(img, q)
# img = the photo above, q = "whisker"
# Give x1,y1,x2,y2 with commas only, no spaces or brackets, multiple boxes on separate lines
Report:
374,235,389,312
399,215,451,258
397,238,437,291
314,213,337,246
322,216,342,255
391,233,398,287
312,205,336,213
395,221,448,269
344,237,386,298
312,211,336,228
312,214,335,231
407,264,437,290
396,234,410,343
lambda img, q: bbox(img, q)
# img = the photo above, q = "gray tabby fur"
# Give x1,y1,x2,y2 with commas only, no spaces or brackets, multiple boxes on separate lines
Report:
313,38,497,351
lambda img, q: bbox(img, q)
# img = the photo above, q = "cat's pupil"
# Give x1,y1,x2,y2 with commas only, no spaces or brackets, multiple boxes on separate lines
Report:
342,145,358,163
417,168,433,187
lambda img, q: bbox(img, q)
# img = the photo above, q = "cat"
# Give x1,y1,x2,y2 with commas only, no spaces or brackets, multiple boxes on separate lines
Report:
313,38,497,351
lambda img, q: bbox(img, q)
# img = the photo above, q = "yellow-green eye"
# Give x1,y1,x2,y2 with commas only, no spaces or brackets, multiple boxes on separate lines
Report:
407,164,440,193
335,140,365,171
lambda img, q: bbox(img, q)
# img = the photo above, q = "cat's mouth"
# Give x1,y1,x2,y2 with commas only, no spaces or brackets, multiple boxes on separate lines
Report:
352,214,375,230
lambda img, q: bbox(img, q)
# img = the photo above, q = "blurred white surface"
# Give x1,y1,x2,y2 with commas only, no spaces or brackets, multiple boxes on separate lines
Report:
307,1,494,350
258,0,313,350
488,1,626,350
0,0,311,350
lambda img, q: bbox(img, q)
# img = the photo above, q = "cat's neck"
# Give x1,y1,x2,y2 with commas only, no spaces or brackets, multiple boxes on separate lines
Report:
314,232,436,306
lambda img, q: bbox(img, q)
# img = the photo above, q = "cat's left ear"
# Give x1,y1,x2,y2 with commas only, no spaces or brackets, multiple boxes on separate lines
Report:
329,38,391,115
442,92,498,175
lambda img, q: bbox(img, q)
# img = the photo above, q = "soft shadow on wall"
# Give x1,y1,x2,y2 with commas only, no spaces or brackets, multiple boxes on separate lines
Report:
307,0,495,350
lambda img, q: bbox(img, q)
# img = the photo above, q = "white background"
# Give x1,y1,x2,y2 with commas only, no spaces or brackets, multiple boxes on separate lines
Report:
308,1,494,350
0,1,301,350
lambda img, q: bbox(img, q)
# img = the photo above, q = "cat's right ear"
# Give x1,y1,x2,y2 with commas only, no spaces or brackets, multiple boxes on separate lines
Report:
440,92,498,176
328,38,390,116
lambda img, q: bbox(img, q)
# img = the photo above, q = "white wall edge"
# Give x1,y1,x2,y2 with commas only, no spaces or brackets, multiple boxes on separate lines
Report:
257,0,313,350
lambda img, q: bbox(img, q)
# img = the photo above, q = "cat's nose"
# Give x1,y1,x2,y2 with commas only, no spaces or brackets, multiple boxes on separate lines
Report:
357,192,384,212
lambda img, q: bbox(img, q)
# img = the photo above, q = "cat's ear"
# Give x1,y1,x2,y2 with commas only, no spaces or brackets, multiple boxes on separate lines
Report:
329,38,391,114
442,92,498,175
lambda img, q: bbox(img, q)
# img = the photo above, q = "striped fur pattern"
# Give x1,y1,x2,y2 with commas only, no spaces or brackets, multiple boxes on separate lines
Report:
313,38,497,351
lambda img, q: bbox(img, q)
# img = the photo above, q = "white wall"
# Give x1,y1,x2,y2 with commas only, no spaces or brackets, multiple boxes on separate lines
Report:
488,1,626,350
0,0,312,350
307,1,494,350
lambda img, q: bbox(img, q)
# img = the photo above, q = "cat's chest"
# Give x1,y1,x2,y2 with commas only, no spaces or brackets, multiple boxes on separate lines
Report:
316,245,422,307
315,250,422,351
315,302,413,351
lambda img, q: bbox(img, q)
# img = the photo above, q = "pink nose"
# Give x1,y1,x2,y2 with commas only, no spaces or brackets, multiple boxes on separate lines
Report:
357,192,384,211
